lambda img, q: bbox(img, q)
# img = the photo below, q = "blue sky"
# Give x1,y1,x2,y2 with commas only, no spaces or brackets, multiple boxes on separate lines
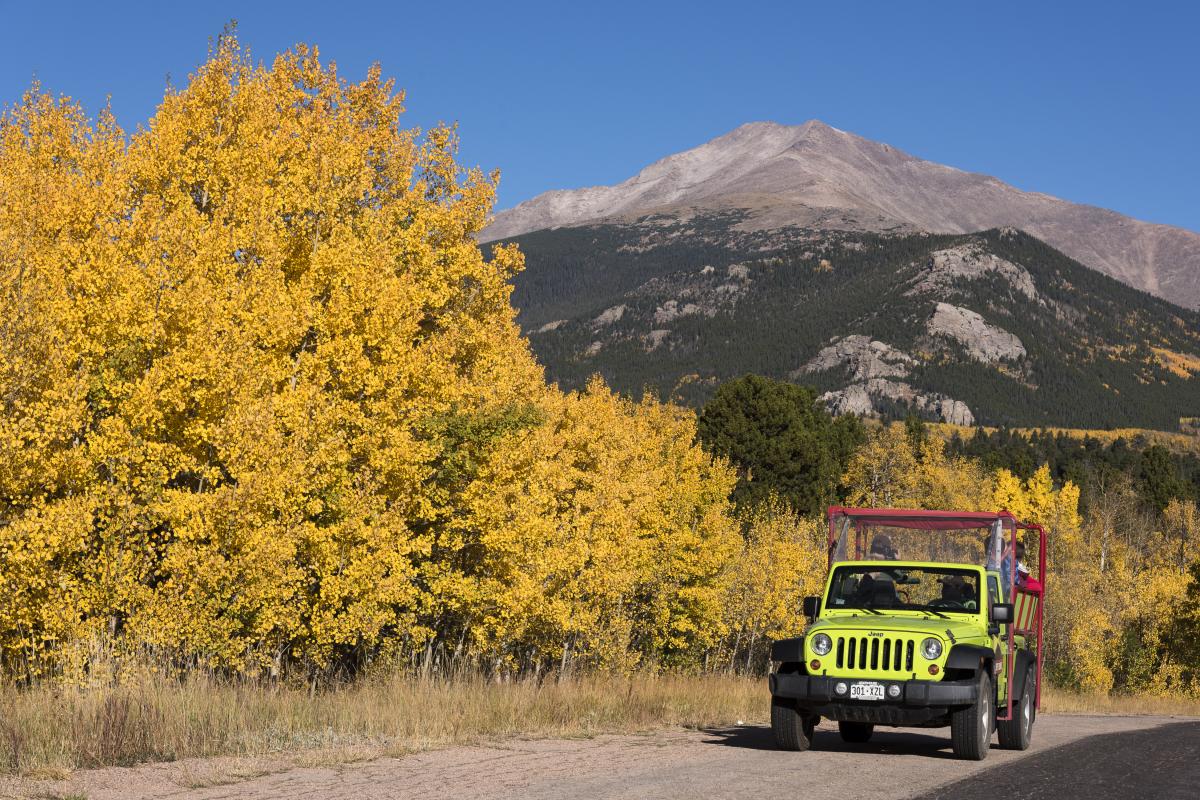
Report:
2,1,1197,230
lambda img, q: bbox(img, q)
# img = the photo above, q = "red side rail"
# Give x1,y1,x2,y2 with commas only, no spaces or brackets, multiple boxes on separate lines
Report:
1000,522,1046,722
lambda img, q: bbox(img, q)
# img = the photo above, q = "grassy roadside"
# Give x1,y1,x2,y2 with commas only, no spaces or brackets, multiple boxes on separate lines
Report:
2,674,1197,778
0,673,765,776
1041,686,1200,716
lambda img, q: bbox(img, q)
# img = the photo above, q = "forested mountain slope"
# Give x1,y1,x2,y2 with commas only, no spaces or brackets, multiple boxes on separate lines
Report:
499,214,1200,430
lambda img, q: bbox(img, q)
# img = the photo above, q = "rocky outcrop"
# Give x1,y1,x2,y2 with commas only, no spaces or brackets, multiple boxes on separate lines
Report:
819,378,975,426
937,397,976,427
592,305,627,326
644,329,671,351
927,302,1026,363
533,319,567,334
909,243,1039,301
797,338,969,422
653,300,702,324
796,335,914,381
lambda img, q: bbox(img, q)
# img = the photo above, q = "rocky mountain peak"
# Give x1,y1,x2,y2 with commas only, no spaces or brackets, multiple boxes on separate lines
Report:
483,122,1200,310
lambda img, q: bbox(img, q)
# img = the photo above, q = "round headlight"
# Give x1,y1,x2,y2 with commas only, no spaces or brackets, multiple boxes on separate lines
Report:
921,637,943,660
811,633,833,656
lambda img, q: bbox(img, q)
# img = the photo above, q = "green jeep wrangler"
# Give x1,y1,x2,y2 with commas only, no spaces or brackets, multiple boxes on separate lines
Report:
769,507,1046,760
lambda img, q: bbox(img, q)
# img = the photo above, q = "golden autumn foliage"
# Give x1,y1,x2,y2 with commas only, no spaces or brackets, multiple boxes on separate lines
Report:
0,37,749,683
718,500,825,671
0,37,548,678
457,380,740,672
1045,494,1200,696
842,423,993,511
1,37,1196,705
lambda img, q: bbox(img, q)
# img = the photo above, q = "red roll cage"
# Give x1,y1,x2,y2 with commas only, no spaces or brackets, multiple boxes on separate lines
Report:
825,506,1048,722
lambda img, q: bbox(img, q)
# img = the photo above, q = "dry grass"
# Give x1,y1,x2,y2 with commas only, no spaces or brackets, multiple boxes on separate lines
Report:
1041,686,1200,717
0,672,765,776
5,674,1198,779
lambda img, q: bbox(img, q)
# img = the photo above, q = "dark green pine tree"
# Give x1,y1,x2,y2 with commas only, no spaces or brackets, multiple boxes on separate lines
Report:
1139,445,1186,512
1166,561,1200,681
696,375,864,515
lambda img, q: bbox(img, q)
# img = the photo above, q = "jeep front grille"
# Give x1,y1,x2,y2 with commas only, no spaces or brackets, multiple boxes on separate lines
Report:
834,635,918,675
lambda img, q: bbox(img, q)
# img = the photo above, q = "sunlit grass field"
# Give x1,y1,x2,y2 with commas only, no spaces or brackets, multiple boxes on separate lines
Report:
1040,685,1200,716
2,673,1197,777
0,672,763,776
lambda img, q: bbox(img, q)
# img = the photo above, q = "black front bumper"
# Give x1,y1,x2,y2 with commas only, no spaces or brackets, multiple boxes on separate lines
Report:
769,673,978,725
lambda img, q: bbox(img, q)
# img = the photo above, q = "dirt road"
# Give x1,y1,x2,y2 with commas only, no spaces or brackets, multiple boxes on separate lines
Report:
6,715,1197,800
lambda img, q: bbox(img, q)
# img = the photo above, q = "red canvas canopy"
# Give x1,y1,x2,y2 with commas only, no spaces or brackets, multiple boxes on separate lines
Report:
827,507,1020,531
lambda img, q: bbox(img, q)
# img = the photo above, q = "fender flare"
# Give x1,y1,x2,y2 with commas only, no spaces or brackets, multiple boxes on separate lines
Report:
945,643,994,673
1009,649,1036,700
771,636,805,663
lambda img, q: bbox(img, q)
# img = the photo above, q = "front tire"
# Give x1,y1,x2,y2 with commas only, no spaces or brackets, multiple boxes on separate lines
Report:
951,672,992,760
998,666,1035,750
771,696,816,751
838,721,874,743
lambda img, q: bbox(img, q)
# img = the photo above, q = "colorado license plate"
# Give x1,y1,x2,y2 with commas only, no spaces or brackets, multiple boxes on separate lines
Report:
850,682,885,701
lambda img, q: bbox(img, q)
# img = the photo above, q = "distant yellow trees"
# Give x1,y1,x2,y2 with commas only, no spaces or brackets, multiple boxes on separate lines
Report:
843,424,992,510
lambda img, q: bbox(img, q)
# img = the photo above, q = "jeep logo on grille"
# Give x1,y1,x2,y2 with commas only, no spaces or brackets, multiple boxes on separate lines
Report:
869,632,885,637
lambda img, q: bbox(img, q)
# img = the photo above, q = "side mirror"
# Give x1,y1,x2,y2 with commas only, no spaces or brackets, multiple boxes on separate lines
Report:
803,596,821,619
990,603,1013,624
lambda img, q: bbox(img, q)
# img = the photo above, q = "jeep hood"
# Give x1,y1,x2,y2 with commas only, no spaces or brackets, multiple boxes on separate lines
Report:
813,614,981,641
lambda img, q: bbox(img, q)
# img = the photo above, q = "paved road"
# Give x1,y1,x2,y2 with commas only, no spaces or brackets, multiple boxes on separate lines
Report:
917,718,1200,800
5,715,1196,800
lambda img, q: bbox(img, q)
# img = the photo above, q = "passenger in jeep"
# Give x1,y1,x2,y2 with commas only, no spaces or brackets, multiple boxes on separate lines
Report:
1015,541,1030,588
868,534,898,560
941,575,968,601
856,535,900,605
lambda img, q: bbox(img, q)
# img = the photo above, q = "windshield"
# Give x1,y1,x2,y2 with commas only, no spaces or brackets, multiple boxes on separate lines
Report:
827,565,981,614
829,518,1008,568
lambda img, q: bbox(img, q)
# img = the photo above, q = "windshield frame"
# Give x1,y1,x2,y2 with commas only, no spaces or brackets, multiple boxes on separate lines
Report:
823,562,984,616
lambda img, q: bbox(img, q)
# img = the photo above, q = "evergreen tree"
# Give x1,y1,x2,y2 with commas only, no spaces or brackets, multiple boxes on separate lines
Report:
696,375,863,515
1165,560,1200,680
1139,445,1186,512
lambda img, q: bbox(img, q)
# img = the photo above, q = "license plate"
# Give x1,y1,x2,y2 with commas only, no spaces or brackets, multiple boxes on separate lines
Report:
850,682,885,701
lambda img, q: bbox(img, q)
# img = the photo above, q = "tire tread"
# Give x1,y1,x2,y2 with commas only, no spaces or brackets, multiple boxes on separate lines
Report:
950,672,992,760
998,665,1035,750
771,696,814,751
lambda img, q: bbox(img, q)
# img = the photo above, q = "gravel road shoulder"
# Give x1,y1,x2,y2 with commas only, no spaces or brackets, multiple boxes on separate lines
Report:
2,714,1191,800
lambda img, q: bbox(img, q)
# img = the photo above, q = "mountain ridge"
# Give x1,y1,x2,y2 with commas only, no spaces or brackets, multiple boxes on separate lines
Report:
502,216,1200,430
484,121,1200,309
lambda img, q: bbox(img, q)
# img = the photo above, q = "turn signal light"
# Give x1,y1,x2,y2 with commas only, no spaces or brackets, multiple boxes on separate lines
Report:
810,659,821,671
928,664,940,675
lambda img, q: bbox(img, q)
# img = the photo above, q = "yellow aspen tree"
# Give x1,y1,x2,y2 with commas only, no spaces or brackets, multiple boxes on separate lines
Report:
0,36,545,678
842,424,920,507
1164,499,1200,572
719,500,825,671
460,380,739,673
